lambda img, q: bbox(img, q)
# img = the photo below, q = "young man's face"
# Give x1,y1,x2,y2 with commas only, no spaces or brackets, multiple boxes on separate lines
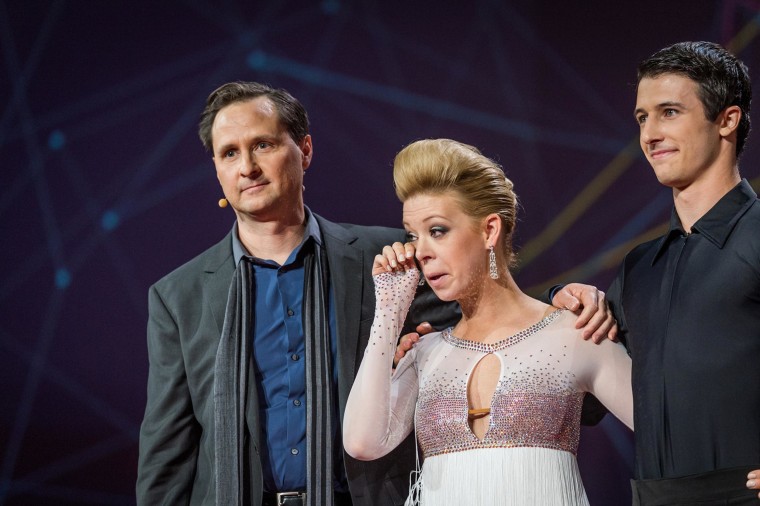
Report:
634,74,725,190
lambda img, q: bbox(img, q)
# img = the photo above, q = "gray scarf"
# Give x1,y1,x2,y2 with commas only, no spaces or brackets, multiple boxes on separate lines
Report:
214,242,335,505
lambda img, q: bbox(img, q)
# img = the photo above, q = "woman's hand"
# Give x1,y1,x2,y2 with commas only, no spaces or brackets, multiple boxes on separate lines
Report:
372,242,418,276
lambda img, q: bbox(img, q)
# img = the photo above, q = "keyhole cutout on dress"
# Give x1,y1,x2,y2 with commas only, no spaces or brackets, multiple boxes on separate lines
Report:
466,353,501,440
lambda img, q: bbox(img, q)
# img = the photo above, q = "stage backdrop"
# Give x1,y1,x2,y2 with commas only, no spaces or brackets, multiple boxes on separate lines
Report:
2,1,760,504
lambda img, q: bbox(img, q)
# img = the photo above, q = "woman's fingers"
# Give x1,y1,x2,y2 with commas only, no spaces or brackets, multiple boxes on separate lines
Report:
372,242,418,276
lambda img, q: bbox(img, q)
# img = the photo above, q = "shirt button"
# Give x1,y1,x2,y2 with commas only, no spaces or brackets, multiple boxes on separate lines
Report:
293,399,301,407
287,308,295,317
291,353,300,361
291,448,299,455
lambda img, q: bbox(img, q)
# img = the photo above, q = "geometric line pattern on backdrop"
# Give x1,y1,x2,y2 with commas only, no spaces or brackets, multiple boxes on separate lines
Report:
2,1,759,504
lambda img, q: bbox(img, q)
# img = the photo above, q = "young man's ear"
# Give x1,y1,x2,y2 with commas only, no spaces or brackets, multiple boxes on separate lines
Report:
719,105,742,138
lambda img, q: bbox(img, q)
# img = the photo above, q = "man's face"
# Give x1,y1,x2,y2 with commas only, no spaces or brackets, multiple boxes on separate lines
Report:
211,97,312,221
634,74,723,190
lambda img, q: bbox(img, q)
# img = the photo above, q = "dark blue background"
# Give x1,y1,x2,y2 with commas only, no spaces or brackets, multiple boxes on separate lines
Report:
3,1,760,504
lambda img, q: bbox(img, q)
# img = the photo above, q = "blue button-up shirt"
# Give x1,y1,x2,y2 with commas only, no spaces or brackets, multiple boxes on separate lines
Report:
231,209,340,492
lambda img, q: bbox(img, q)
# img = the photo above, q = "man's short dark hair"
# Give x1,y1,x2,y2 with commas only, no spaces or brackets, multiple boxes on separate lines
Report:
198,81,309,152
637,41,752,157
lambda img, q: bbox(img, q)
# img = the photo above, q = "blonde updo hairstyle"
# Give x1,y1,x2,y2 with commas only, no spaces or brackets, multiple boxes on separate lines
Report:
393,138,518,268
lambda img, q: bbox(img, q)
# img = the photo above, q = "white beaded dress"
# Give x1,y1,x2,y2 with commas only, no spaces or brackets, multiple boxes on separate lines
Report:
343,269,633,506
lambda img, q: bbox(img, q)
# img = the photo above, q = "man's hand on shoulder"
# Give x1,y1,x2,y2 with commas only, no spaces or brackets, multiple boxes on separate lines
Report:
747,469,760,499
551,283,618,343
394,322,433,366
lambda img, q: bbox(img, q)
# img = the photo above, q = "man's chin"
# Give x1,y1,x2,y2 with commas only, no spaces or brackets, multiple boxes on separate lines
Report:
651,169,679,188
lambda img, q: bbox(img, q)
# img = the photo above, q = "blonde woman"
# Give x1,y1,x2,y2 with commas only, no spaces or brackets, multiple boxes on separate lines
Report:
343,139,633,506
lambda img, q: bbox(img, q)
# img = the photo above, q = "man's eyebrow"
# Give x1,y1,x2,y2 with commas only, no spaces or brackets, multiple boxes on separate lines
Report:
657,100,686,109
215,142,235,154
634,101,686,116
215,135,277,155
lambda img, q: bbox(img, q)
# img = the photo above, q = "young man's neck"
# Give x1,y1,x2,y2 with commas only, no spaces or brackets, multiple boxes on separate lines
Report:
672,165,740,232
235,207,307,265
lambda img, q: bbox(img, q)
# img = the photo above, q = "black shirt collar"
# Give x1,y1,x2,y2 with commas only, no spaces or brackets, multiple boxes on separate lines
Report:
652,179,757,264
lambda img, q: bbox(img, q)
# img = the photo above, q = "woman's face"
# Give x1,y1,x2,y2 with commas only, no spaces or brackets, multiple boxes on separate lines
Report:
403,192,487,302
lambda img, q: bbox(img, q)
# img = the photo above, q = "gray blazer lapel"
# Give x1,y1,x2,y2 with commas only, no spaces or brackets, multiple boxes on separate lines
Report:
203,230,237,333
316,216,364,411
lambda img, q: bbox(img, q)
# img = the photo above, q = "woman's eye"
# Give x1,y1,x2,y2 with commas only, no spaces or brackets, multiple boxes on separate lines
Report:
430,227,447,238
405,232,418,242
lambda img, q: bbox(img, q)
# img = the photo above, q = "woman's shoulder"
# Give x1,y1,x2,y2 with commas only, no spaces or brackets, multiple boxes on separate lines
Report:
546,310,627,359
536,309,584,343
394,329,447,374
417,329,447,348
404,329,449,360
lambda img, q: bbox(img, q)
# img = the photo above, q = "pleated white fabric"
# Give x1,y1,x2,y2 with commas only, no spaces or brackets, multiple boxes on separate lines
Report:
410,447,589,506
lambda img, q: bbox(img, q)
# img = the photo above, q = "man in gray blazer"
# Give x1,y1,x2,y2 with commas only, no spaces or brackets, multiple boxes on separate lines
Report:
135,82,457,506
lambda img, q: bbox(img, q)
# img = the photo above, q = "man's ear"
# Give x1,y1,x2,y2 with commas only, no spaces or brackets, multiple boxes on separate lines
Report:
719,105,741,138
300,135,313,171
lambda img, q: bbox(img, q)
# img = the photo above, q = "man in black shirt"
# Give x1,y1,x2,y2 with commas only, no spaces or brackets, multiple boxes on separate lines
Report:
552,41,760,504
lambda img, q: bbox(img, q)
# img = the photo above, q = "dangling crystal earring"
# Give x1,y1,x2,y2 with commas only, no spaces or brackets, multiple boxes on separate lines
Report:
489,245,499,279
418,275,425,286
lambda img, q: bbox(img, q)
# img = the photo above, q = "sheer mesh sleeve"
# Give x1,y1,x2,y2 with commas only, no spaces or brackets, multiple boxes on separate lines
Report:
343,269,422,460
572,333,634,430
